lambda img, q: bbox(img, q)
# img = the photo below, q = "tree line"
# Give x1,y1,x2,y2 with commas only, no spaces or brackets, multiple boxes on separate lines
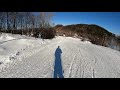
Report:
0,12,56,39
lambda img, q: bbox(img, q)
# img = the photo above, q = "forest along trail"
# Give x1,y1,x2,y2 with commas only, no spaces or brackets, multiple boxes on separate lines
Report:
0,36,120,78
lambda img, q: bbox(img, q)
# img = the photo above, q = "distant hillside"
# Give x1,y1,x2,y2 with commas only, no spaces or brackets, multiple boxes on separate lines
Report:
55,24,120,51
55,24,113,36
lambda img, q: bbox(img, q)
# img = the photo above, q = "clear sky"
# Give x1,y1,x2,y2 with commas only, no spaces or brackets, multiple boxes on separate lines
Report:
51,12,120,35
35,12,120,35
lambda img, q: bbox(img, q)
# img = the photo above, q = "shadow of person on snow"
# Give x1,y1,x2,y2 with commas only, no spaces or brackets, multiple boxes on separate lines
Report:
53,46,64,78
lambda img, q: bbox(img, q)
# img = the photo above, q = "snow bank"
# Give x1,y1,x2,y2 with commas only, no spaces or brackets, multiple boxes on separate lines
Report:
81,40,91,44
0,33,15,41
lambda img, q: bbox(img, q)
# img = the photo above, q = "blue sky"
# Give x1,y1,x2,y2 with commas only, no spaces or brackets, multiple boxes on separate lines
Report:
52,12,120,35
35,12,120,35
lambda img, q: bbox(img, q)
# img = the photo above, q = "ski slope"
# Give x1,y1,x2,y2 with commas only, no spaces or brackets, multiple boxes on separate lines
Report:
0,33,120,78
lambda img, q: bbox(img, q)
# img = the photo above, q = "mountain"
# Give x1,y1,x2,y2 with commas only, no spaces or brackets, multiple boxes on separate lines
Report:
55,24,120,51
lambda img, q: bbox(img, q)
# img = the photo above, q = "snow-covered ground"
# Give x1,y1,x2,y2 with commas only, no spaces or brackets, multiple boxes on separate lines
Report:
0,33,120,78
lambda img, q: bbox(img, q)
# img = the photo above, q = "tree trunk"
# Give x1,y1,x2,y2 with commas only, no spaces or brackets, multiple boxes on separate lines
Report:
6,12,9,32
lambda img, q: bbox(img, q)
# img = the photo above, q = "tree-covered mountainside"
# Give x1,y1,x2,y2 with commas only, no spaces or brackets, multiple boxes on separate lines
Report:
55,24,113,37
55,24,120,51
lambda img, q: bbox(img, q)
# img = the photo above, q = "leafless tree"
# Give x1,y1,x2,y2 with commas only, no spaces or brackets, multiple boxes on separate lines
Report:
39,12,54,29
17,12,26,35
0,12,5,33
0,12,55,38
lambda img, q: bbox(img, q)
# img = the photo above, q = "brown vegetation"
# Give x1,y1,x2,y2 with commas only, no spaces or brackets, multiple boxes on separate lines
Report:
55,24,120,50
0,12,55,39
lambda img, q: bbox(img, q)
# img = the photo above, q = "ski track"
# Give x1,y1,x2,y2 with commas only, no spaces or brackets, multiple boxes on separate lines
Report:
0,36,120,78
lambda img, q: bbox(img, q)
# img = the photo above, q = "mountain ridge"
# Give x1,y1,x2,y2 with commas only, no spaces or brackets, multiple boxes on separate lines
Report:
55,24,120,51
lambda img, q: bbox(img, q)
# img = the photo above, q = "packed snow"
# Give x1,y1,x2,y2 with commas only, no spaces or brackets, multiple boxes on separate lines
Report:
0,33,120,78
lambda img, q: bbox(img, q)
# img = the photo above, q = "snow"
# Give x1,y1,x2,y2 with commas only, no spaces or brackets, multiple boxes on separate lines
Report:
0,33,15,41
0,33,51,70
0,33,120,78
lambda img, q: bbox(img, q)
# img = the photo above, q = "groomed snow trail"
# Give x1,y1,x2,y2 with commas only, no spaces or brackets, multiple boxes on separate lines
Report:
0,36,120,78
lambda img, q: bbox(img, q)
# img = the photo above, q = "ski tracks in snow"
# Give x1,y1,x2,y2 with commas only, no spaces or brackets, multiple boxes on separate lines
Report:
0,36,120,78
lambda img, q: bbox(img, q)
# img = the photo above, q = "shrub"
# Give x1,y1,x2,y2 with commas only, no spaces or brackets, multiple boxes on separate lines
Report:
41,28,56,39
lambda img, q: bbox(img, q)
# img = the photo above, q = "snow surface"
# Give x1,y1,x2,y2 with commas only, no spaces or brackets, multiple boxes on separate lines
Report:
0,33,120,78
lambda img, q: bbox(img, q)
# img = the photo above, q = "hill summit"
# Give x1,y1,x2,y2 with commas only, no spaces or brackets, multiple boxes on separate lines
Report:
55,24,120,51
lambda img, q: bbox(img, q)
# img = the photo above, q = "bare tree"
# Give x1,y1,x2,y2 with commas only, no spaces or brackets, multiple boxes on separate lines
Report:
24,12,32,36
29,12,36,36
9,12,19,33
17,12,25,35
39,12,54,38
39,12,54,29
0,12,5,33
0,12,55,39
